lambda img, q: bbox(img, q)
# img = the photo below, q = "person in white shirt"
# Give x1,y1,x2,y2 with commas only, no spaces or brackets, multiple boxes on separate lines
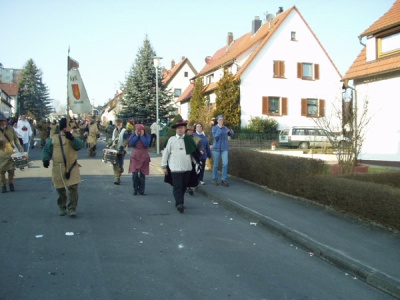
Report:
161,120,198,213
16,114,33,154
150,121,160,147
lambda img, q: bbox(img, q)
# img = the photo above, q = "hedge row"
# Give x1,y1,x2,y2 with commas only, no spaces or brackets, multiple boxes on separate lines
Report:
228,149,400,231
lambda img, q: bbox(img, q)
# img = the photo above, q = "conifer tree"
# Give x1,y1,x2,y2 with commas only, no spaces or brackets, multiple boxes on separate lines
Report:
120,36,175,125
17,59,52,119
214,70,241,129
189,76,206,124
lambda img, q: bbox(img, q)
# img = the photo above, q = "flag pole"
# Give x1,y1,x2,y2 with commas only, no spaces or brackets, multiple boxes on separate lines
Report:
67,47,71,130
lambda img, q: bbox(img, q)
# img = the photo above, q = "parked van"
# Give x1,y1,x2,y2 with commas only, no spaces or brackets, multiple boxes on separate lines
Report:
279,126,348,149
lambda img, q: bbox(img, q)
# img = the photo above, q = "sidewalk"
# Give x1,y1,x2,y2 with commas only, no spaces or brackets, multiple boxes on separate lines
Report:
149,152,400,299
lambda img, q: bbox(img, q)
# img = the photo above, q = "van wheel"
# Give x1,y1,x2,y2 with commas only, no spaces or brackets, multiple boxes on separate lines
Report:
299,142,309,149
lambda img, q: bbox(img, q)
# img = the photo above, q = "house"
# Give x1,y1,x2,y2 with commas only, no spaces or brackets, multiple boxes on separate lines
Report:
162,57,197,118
188,6,342,130
0,87,13,118
0,83,18,118
101,90,123,125
342,0,400,165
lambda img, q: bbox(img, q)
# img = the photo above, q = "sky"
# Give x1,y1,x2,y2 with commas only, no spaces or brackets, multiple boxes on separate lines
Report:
0,0,396,110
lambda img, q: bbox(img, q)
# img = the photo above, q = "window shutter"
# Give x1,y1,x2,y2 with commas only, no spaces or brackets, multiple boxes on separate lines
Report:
282,97,288,115
301,98,307,116
314,64,320,80
297,63,302,78
262,97,269,115
319,99,325,117
281,61,285,78
273,61,278,77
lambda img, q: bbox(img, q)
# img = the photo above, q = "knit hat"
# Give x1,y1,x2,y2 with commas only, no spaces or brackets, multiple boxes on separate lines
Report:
216,115,224,121
135,124,145,131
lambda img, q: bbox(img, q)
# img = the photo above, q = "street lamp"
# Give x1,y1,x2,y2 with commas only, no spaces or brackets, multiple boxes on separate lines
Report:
153,56,162,155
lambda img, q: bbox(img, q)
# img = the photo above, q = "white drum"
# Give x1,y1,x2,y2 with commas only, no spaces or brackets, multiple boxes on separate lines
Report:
11,152,29,169
102,149,117,164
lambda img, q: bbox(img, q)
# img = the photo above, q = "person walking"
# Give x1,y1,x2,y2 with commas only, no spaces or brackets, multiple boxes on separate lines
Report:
161,120,198,213
149,121,160,148
211,115,234,187
37,118,50,148
16,113,33,154
86,115,100,156
0,112,23,193
42,117,85,217
128,124,150,195
193,123,212,185
108,119,128,185
104,120,114,144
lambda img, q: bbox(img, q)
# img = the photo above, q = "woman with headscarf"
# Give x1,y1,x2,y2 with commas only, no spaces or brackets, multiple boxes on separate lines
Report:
128,124,151,195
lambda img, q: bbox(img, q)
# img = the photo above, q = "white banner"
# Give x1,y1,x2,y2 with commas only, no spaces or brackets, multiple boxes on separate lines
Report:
67,69,92,114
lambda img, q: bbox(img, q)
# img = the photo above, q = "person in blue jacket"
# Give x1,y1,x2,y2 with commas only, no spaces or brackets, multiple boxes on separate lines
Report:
211,115,234,187
193,123,211,185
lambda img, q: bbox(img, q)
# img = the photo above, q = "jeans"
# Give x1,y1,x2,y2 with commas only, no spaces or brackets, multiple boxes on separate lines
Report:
212,150,228,181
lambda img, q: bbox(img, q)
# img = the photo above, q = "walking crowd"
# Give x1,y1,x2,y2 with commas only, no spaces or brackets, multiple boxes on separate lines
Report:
0,112,234,217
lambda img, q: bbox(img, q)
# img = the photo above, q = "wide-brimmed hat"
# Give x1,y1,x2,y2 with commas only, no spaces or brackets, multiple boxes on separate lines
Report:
172,120,188,129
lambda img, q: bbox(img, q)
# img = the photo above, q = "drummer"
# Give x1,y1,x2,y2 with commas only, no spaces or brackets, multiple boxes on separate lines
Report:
107,119,128,185
0,112,23,193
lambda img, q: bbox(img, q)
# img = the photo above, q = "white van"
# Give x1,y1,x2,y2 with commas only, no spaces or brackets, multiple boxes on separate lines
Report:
279,126,349,149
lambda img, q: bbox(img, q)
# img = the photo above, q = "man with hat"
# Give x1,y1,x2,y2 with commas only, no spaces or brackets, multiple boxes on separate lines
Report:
161,120,199,213
107,118,129,185
0,112,23,193
42,117,85,217
86,115,100,156
211,115,234,187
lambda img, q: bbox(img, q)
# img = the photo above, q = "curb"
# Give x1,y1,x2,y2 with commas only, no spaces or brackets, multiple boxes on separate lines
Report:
197,187,400,299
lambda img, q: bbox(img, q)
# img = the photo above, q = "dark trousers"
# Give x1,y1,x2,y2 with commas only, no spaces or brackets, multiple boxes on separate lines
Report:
171,171,191,206
198,159,206,181
132,172,146,193
149,133,157,147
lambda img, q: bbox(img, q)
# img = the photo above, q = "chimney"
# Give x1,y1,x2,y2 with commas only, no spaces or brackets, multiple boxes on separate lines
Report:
277,7,284,15
227,32,233,46
171,59,175,69
252,16,262,34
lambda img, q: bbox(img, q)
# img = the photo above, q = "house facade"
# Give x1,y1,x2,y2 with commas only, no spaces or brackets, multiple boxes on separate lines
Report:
0,65,21,118
192,6,342,130
342,0,400,165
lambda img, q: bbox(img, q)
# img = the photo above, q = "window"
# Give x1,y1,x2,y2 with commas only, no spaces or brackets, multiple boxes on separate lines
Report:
262,96,288,116
291,31,297,41
206,73,214,84
273,61,285,78
377,29,400,58
184,72,188,77
301,98,325,117
297,63,319,80
174,88,181,97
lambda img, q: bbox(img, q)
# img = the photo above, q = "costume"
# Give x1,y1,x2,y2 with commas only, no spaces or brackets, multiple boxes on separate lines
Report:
128,124,150,195
104,121,114,143
0,113,23,193
193,130,212,184
211,115,234,186
16,116,32,153
42,118,84,217
161,121,198,213
37,119,50,148
86,118,99,156
109,123,128,185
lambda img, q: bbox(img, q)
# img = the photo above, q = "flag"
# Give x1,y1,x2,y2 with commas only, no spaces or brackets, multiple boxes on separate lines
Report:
68,57,79,71
67,69,92,114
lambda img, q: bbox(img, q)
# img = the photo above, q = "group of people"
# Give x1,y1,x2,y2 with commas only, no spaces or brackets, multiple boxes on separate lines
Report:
1,110,234,217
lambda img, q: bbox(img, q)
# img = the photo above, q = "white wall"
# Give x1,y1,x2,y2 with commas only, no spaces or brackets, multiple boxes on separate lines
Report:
239,10,342,130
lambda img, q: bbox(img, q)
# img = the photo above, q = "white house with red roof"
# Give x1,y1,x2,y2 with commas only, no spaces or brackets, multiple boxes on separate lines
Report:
185,6,342,130
343,0,400,165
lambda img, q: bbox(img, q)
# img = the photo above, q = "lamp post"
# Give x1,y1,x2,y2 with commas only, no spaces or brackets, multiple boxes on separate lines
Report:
153,56,162,155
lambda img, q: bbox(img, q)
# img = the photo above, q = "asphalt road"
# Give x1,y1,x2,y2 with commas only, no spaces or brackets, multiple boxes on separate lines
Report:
0,138,392,300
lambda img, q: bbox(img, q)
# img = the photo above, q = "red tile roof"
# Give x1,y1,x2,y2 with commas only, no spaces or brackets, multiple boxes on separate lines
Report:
360,0,400,37
343,0,400,80
198,6,341,80
176,84,194,103
0,83,18,96
162,57,197,86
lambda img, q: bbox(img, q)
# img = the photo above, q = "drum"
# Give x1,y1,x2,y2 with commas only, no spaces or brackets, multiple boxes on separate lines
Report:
11,152,29,169
102,149,117,164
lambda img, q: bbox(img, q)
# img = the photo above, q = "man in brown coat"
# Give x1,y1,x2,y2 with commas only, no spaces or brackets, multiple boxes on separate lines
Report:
42,117,84,217
0,112,23,193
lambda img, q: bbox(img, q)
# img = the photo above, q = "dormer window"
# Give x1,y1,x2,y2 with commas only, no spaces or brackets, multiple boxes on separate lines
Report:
377,30,400,58
206,73,214,84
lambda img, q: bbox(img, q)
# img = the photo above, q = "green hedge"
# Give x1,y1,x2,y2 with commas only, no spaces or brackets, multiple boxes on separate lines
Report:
227,149,400,231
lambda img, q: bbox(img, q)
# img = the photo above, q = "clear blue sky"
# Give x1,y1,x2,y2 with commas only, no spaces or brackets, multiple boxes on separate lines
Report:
0,0,395,110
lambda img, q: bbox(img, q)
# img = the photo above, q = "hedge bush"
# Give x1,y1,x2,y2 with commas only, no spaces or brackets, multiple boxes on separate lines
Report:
227,149,400,231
